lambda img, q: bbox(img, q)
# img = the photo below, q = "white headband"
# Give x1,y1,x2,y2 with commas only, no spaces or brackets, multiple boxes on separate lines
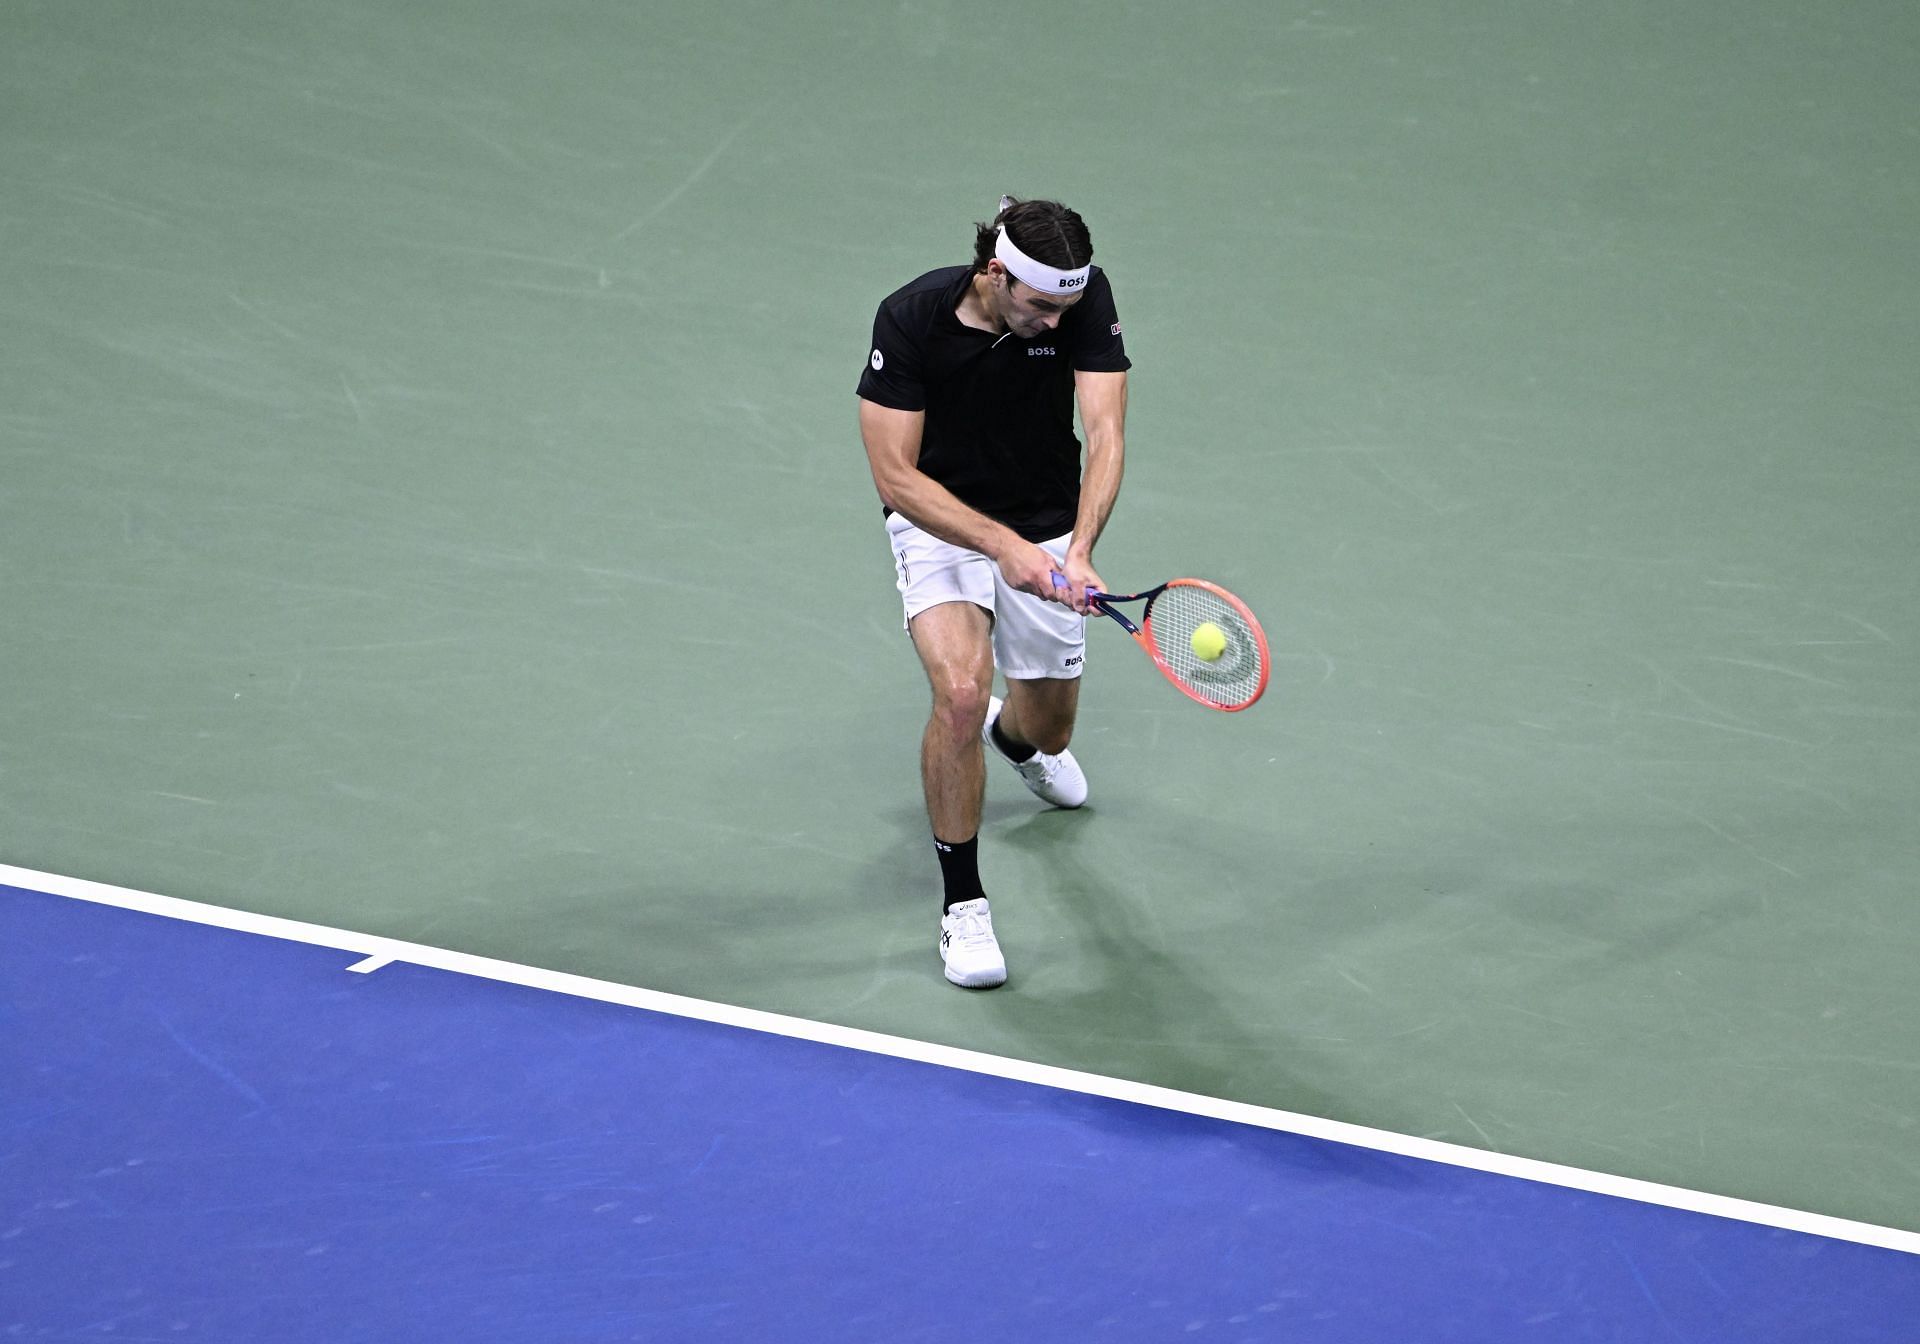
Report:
995,224,1091,295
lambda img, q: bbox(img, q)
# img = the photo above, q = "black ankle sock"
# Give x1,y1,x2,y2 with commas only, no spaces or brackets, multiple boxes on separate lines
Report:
990,718,1037,763
934,835,985,912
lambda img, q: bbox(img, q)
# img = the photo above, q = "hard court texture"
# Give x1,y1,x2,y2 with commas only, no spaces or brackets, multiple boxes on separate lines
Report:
3,1,1917,1234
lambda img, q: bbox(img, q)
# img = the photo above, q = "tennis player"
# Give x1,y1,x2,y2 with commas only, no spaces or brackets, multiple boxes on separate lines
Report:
857,196,1131,989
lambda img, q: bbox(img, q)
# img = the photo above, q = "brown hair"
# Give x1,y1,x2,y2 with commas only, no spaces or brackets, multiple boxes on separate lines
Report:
971,197,1093,279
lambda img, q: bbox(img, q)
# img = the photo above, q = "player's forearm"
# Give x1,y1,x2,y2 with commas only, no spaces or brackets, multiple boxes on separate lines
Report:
881,469,1027,565
1068,430,1124,561
1069,369,1127,560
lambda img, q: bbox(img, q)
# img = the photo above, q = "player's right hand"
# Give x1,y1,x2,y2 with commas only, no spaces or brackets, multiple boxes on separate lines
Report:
997,542,1075,607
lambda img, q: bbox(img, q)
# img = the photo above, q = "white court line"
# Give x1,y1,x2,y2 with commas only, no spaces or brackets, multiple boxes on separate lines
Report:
4,860,1916,1258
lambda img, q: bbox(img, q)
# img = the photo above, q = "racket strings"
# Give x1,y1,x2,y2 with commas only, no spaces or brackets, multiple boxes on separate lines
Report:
1145,585,1266,707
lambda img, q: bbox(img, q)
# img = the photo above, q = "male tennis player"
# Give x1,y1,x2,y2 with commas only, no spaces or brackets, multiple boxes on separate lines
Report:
857,196,1130,989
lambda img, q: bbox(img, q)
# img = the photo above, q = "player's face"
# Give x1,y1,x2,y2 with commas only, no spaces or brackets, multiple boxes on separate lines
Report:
993,267,1084,338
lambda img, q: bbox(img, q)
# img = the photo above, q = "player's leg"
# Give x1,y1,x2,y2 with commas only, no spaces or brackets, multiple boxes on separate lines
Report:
982,533,1091,808
906,599,995,844
908,601,1008,988
984,673,1089,809
996,675,1081,756
887,512,1008,989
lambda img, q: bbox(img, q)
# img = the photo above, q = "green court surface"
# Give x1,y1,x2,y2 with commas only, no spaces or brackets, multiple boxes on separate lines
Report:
5,1,1917,1233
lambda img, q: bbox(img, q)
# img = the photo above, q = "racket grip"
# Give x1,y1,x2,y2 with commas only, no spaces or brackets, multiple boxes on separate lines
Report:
1049,571,1108,602
1052,571,1128,628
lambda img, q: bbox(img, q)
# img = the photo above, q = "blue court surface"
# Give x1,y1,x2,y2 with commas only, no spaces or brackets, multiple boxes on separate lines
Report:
4,877,1915,1342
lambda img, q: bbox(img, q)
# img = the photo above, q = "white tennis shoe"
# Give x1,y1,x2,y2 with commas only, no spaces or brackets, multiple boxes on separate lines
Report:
939,897,1008,989
981,695,1088,809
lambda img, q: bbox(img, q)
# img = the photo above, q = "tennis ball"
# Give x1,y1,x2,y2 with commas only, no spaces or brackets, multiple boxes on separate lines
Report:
1190,621,1228,662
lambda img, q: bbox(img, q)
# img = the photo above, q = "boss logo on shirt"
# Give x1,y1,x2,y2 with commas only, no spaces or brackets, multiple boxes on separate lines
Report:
1028,347,1056,356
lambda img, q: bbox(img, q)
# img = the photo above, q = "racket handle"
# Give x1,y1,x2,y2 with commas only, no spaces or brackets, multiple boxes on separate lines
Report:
1050,571,1131,630
1049,570,1108,602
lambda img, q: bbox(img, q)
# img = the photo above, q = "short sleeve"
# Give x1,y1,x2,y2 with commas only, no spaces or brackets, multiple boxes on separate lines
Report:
1066,269,1131,373
856,300,926,410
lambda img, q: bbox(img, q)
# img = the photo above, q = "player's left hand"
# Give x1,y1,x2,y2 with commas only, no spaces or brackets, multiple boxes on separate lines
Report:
1056,557,1104,615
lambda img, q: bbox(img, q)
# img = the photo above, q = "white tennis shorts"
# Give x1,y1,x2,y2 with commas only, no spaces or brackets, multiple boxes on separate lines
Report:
885,512,1087,680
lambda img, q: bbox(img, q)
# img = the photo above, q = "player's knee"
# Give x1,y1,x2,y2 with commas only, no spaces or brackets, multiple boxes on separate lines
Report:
930,678,992,738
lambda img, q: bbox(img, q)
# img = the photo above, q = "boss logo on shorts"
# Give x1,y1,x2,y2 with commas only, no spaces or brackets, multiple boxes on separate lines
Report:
1063,654,1083,668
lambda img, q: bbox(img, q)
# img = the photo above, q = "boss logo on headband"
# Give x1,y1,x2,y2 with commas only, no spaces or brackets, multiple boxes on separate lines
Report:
996,226,1091,295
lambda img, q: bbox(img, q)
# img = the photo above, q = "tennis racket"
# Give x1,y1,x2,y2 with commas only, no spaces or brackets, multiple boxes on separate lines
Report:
1056,574,1271,711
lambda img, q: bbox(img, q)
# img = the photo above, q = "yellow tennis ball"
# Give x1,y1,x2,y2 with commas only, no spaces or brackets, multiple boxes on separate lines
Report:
1190,621,1228,662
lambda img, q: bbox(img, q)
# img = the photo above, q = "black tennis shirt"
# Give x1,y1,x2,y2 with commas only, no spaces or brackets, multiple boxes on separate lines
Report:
857,265,1131,542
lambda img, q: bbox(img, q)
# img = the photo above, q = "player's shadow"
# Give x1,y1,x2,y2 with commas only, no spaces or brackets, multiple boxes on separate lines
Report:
973,805,1354,1124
